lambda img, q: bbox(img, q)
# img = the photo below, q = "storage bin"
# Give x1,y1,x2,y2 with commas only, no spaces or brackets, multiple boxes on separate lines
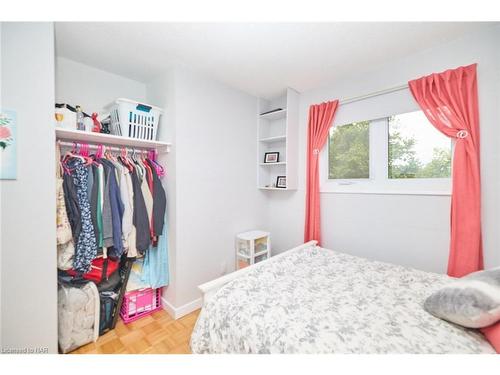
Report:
105,98,163,141
255,253,268,263
235,231,271,270
120,287,162,324
58,281,100,353
237,258,250,269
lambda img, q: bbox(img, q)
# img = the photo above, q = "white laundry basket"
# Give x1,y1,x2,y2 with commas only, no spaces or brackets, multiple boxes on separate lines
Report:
105,98,163,141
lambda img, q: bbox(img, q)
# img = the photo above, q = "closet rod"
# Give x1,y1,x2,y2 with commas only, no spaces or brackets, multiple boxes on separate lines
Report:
339,84,409,106
57,141,159,153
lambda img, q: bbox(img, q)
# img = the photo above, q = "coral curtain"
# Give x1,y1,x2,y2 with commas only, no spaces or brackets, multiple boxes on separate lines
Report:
304,100,339,245
408,64,482,277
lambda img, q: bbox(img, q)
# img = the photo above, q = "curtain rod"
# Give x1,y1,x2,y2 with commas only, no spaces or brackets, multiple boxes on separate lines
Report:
339,83,409,106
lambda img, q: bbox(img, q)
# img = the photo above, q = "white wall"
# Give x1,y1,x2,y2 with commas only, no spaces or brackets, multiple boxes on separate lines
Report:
1,23,58,353
55,56,147,114
266,25,500,274
145,70,179,308
0,21,3,349
147,67,265,313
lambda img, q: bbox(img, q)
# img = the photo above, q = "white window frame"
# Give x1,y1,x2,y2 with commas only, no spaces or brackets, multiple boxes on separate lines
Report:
320,116,452,196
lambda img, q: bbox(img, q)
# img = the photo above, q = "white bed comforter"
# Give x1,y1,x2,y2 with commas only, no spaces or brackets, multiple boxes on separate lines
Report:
190,246,494,354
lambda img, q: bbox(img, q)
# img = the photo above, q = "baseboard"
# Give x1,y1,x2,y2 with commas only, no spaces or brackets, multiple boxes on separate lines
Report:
161,296,202,320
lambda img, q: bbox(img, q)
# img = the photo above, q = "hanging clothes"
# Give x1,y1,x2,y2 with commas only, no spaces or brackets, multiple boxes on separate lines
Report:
57,144,168,289
130,168,150,253
69,158,98,273
57,176,73,245
141,212,169,288
123,167,135,255
110,159,133,252
141,170,154,239
63,172,81,243
56,146,75,270
89,165,100,246
142,158,155,240
86,164,94,202
100,160,113,250
100,159,125,257
146,158,166,237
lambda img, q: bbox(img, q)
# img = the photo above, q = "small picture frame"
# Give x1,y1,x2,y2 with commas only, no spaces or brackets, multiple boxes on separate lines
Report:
276,175,287,188
264,152,279,163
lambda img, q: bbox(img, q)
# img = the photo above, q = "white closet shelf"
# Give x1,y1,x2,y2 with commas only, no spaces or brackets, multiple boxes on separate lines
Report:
259,186,291,191
55,128,172,152
259,135,287,143
259,108,287,121
259,162,286,166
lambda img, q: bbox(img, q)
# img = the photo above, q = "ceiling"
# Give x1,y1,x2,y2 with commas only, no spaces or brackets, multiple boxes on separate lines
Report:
55,22,493,99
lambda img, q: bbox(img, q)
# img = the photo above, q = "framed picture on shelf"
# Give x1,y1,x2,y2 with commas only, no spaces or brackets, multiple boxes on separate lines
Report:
264,152,279,163
276,175,287,188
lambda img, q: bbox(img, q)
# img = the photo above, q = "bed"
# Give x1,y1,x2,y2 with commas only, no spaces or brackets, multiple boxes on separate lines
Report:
190,241,495,354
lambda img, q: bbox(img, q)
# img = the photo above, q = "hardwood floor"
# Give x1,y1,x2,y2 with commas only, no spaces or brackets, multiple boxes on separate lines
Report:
70,309,200,354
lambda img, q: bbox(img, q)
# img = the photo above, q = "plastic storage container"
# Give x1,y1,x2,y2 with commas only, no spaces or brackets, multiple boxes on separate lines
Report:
105,98,163,141
58,281,100,353
120,287,162,324
235,231,271,270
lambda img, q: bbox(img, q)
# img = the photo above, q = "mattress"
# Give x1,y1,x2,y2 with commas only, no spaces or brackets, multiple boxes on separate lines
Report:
190,245,494,354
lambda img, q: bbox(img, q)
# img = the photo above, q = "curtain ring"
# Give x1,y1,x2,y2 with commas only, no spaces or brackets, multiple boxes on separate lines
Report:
456,130,468,139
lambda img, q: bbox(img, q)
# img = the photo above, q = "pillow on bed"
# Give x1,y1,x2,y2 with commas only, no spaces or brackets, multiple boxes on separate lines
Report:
424,267,500,329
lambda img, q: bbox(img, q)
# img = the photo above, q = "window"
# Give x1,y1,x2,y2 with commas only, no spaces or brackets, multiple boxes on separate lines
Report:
388,111,451,179
328,121,369,179
323,110,452,195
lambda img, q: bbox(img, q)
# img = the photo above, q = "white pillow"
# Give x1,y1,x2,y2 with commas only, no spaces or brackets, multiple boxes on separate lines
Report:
424,267,500,328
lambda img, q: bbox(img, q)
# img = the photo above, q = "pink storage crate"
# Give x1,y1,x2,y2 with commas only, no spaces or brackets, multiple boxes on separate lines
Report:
120,287,162,324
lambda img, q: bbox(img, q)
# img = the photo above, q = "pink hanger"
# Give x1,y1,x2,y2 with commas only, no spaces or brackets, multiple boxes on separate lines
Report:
96,144,103,159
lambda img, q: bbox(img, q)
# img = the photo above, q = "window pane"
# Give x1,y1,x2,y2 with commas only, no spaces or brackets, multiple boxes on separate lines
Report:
328,121,370,179
388,111,451,179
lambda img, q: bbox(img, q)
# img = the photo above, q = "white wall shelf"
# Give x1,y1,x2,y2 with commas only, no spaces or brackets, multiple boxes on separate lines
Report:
259,162,287,166
258,186,289,190
55,128,172,152
259,108,287,120
259,135,287,143
257,88,299,190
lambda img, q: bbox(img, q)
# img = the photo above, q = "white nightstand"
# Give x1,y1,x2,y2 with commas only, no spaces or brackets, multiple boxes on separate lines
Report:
235,230,271,270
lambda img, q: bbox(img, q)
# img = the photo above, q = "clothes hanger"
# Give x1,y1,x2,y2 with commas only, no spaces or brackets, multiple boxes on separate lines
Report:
78,143,94,166
118,147,133,172
133,148,146,178
146,149,165,177
56,141,70,176
96,144,104,159
62,142,86,163
60,142,88,173
104,145,115,161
